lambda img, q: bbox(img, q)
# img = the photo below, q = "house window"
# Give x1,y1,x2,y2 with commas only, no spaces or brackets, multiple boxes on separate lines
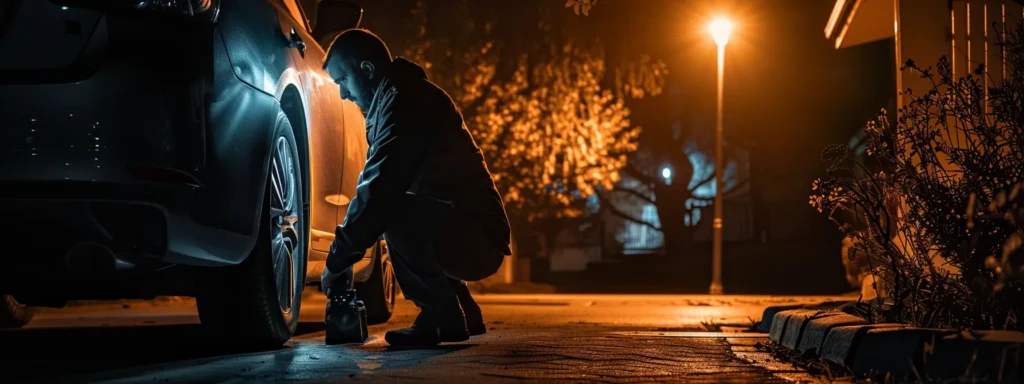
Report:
621,204,664,253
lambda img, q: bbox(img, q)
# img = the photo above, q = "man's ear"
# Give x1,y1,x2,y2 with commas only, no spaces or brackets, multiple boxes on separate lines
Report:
359,60,375,80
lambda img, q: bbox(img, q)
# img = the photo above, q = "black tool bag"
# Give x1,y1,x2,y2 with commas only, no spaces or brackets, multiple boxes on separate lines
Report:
325,289,368,345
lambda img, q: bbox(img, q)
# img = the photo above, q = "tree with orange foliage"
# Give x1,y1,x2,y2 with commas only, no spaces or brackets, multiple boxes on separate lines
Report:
397,0,666,226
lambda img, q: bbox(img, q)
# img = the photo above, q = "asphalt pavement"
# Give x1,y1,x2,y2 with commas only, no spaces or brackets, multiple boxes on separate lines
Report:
1,290,848,383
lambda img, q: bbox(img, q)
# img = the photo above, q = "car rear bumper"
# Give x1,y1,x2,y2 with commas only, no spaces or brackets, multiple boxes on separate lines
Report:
0,181,255,269
0,11,276,271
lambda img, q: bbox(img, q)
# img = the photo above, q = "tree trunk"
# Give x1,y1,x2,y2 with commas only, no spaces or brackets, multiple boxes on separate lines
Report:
749,142,767,243
653,182,695,258
510,217,559,283
533,225,559,283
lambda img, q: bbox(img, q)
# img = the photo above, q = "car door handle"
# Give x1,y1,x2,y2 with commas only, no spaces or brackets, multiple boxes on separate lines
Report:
287,27,306,57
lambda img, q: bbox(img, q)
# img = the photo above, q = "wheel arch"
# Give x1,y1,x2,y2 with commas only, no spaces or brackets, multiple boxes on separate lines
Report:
184,27,309,267
278,85,311,213
278,85,313,278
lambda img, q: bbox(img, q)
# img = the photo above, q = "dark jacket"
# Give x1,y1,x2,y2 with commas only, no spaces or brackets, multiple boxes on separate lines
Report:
332,58,512,268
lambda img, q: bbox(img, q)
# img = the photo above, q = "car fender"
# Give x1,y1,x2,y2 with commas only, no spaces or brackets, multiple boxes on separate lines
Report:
183,25,294,266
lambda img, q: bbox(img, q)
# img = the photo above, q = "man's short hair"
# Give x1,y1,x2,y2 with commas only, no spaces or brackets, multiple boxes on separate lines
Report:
323,28,393,70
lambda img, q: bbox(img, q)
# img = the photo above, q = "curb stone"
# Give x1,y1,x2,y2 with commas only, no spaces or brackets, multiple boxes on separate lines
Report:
819,323,906,366
809,300,858,311
849,327,954,377
758,305,805,333
768,309,796,342
759,301,857,333
796,313,868,355
780,310,839,349
763,302,1024,380
928,331,1024,381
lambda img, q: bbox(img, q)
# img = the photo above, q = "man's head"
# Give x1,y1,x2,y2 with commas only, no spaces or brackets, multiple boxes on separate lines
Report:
323,29,393,114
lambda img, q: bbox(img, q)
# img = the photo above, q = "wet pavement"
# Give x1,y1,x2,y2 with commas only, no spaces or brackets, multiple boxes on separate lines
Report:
2,291,848,383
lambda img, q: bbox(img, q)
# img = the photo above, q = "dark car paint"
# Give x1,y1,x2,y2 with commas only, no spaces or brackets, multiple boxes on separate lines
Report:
0,0,366,299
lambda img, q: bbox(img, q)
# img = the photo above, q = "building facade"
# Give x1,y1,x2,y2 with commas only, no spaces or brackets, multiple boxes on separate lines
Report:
824,0,1024,293
826,0,1024,107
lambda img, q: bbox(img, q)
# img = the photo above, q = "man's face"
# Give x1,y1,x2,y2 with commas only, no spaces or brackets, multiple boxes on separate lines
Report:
327,59,376,115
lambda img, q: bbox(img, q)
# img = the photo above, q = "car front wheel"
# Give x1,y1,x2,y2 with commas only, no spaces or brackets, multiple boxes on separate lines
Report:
196,112,308,348
355,241,397,324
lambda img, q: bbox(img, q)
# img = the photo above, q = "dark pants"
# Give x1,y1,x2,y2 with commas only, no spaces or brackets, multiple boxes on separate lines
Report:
381,194,504,311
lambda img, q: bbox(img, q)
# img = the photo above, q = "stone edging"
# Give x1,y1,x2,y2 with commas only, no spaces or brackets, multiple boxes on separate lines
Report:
761,303,1024,381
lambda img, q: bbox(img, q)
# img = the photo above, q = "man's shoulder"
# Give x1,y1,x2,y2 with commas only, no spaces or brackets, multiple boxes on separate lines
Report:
393,76,451,101
389,77,459,116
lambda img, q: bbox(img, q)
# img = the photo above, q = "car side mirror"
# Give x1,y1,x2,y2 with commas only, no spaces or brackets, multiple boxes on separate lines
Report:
313,0,363,47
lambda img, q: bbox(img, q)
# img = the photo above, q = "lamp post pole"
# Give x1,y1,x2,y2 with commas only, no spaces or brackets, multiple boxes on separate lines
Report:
709,18,732,295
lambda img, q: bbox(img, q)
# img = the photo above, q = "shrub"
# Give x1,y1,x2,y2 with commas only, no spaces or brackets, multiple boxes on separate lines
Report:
811,23,1024,330
840,234,870,288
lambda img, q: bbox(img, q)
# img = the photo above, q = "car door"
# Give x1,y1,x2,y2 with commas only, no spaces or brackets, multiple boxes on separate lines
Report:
272,0,348,253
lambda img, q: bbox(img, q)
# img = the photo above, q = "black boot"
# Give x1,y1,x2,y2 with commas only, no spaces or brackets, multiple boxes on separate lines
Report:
385,296,469,346
454,282,486,336
438,293,470,342
383,313,442,346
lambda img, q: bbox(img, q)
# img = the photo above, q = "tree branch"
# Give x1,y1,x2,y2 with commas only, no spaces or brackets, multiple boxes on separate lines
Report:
597,192,662,231
624,163,659,187
690,171,716,191
612,186,656,205
691,176,751,202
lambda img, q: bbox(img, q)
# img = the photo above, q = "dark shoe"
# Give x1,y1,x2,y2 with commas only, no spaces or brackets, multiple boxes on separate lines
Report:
455,282,486,336
385,306,461,346
440,295,470,342
400,299,469,345
325,289,368,345
384,325,441,346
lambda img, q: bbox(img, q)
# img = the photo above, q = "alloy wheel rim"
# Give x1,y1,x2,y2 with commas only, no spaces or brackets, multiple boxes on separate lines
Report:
269,136,301,316
381,244,396,308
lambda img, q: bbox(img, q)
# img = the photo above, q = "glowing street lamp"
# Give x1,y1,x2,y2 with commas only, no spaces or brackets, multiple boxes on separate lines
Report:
709,18,733,47
661,166,672,180
708,17,732,295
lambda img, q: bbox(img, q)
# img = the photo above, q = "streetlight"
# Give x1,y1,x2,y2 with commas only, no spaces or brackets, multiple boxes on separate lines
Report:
708,17,732,295
661,166,672,185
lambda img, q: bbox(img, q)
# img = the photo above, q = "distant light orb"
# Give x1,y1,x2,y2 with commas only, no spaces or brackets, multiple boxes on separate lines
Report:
709,18,733,47
661,166,672,180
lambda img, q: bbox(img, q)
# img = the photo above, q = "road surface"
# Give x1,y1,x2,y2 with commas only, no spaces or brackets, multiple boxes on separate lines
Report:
2,291,849,383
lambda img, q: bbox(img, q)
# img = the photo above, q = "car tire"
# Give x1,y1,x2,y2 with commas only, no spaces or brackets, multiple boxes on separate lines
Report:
196,112,308,348
0,295,33,329
355,241,397,324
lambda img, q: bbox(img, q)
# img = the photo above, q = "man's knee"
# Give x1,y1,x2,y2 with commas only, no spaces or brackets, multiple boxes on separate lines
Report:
388,195,504,281
436,241,504,282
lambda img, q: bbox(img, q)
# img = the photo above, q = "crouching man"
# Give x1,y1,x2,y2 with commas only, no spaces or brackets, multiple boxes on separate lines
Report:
319,29,512,347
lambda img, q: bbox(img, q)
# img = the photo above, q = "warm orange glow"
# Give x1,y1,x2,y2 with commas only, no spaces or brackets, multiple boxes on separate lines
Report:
709,18,733,47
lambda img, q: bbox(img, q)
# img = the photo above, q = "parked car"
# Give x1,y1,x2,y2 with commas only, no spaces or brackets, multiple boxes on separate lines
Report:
0,0,397,346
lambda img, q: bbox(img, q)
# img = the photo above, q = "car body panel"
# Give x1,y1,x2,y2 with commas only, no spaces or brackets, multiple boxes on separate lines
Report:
272,0,348,253
0,0,376,299
260,0,372,282
0,2,102,72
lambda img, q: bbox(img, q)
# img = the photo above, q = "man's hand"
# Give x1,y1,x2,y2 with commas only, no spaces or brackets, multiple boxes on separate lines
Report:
320,264,353,297
326,237,366,273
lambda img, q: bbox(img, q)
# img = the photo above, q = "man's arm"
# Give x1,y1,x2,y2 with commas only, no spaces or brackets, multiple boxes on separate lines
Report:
326,89,430,271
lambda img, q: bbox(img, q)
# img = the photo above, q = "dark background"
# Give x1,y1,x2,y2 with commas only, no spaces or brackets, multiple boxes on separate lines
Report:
351,0,895,294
